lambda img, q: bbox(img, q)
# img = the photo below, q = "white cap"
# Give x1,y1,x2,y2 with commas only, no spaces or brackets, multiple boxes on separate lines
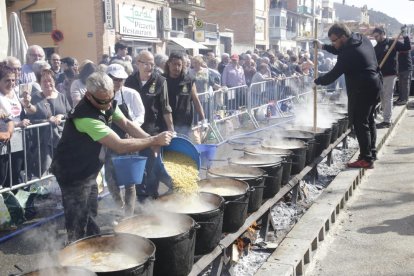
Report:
106,63,128,79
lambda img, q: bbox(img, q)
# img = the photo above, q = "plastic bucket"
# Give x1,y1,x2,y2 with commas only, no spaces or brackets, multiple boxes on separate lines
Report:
112,155,147,186
162,137,201,169
195,144,217,168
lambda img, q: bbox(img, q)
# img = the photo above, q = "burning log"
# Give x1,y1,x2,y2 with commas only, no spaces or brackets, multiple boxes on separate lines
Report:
232,222,260,262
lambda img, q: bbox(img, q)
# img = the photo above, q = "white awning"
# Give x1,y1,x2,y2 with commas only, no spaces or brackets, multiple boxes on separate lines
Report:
121,36,162,43
169,37,208,49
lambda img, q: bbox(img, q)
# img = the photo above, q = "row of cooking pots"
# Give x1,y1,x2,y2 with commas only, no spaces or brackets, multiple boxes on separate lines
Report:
39,116,349,276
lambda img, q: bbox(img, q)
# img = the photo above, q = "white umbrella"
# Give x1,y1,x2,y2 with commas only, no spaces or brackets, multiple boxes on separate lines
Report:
7,12,28,63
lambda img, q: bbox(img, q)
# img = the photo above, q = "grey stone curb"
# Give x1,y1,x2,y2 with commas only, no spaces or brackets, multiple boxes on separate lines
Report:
255,104,407,276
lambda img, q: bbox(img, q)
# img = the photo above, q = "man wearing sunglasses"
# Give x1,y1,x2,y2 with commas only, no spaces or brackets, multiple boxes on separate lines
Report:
314,23,382,169
51,72,173,242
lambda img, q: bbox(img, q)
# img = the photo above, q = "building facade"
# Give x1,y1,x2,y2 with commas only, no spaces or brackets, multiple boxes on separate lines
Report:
5,0,211,63
196,0,270,54
269,0,320,53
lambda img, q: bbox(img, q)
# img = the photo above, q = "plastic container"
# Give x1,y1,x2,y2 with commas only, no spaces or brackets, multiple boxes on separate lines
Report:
112,155,147,186
195,144,218,168
162,137,201,169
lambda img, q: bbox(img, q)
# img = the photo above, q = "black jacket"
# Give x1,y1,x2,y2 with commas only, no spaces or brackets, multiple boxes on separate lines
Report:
50,97,115,184
374,36,411,76
125,71,172,135
315,33,382,99
165,73,194,127
398,50,412,73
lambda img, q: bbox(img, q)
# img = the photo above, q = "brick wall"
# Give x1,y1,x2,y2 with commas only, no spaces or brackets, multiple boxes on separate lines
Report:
196,0,255,46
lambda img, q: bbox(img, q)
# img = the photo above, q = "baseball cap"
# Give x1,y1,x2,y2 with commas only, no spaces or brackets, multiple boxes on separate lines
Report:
106,63,128,79
230,54,239,61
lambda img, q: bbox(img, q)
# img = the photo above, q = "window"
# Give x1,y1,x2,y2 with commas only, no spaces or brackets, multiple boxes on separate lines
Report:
275,16,280,27
172,17,184,32
29,11,52,33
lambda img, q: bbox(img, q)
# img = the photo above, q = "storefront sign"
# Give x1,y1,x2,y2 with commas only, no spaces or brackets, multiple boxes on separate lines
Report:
194,30,205,42
119,3,157,38
104,0,114,29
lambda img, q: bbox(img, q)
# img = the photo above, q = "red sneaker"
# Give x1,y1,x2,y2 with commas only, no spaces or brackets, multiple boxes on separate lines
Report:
347,159,374,169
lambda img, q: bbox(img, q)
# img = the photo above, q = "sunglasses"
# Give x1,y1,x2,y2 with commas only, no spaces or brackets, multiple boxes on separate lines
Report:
90,93,115,105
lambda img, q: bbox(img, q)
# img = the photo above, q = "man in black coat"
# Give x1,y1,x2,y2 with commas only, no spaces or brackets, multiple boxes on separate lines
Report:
314,23,382,169
372,26,411,127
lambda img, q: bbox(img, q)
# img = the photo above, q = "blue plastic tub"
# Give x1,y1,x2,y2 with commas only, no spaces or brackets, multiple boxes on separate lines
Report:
162,137,201,169
195,144,217,168
112,155,147,186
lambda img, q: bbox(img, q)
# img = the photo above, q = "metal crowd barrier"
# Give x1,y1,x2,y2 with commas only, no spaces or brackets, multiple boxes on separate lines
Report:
197,75,315,141
0,122,57,194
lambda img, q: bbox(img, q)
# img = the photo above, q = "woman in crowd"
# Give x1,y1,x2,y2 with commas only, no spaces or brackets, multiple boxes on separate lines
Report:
0,62,30,186
23,69,71,177
70,61,96,106
0,111,14,188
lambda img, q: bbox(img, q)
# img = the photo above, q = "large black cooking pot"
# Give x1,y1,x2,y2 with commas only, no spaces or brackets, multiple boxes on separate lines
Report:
281,129,316,165
208,164,266,213
198,178,250,233
18,266,96,276
115,213,196,276
59,233,155,276
285,126,332,158
261,139,307,175
243,146,293,186
154,192,224,256
229,154,283,199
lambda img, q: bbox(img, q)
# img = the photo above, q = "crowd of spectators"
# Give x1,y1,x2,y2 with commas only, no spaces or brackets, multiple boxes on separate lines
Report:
0,42,351,225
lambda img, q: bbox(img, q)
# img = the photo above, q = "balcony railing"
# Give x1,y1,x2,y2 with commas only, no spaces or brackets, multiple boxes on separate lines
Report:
168,0,205,11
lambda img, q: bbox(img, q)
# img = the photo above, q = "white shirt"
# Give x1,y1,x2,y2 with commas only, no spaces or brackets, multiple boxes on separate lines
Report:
70,79,87,106
114,86,145,126
0,91,23,123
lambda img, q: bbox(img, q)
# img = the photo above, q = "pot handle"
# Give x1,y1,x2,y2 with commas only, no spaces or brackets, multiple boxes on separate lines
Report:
225,193,249,205
148,255,156,262
225,199,249,205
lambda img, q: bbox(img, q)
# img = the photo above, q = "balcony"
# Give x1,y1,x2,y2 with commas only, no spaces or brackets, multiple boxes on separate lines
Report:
269,27,287,40
297,5,313,15
168,0,205,11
